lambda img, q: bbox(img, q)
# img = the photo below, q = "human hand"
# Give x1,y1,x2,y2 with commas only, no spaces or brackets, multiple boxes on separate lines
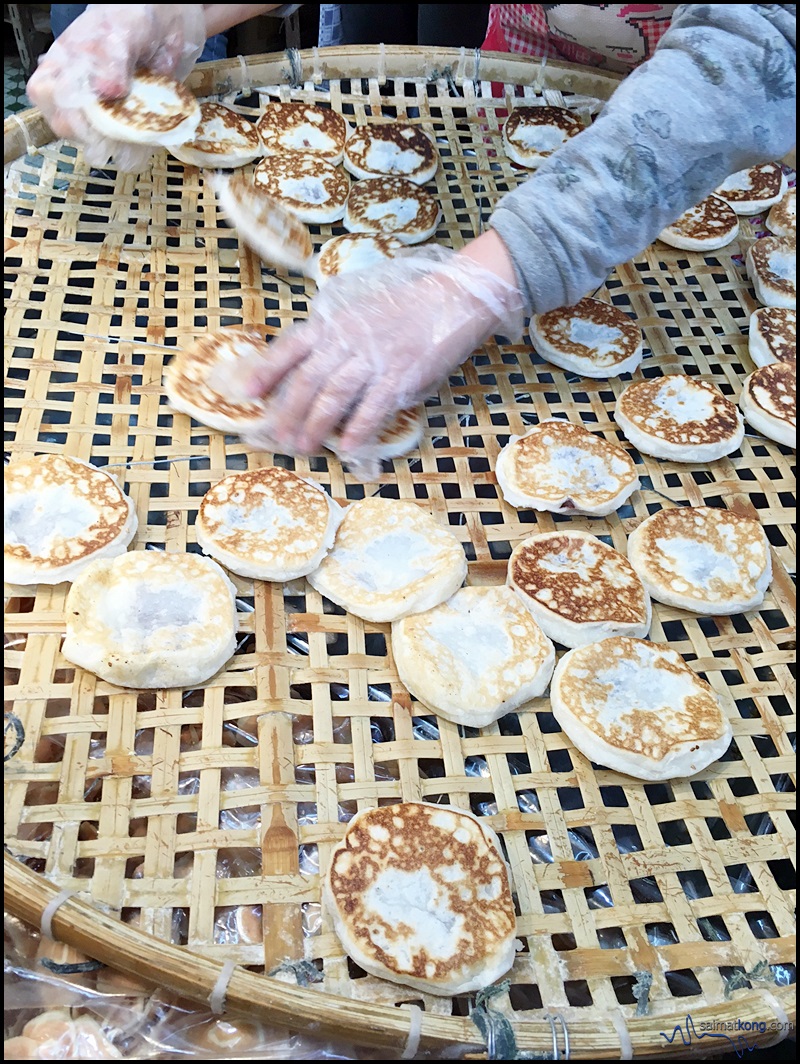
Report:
236,243,525,459
27,4,206,170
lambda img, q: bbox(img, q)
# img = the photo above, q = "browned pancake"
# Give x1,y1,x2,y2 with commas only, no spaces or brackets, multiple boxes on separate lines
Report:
87,71,201,145
324,802,517,995
253,154,350,223
767,187,796,238
615,377,744,460
257,102,348,163
344,123,438,184
5,454,137,585
171,102,261,168
715,162,786,213
749,307,796,366
658,195,739,250
315,233,404,283
508,530,650,646
343,176,440,243
739,361,796,447
529,297,643,377
164,328,268,433
502,106,583,168
746,236,796,307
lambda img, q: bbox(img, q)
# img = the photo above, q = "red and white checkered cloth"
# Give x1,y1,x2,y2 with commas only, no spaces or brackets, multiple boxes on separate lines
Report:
483,4,676,71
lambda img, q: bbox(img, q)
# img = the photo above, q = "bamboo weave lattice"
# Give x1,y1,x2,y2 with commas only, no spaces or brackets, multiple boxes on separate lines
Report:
3,49,796,1058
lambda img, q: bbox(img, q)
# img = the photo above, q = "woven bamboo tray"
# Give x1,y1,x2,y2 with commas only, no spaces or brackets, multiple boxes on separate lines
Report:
4,47,796,1058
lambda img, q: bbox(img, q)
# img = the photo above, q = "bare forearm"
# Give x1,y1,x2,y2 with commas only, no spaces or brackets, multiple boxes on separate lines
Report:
202,5,284,37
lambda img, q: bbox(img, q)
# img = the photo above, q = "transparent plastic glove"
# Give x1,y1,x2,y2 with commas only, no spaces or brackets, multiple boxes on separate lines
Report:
238,247,525,462
26,4,206,171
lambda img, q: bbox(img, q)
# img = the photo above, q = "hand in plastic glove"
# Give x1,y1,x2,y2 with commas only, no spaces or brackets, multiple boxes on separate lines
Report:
26,4,206,170
238,233,526,461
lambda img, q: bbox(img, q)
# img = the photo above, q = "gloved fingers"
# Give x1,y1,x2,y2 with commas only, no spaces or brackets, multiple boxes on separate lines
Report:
236,323,318,402
337,381,402,454
268,344,364,452
292,358,380,454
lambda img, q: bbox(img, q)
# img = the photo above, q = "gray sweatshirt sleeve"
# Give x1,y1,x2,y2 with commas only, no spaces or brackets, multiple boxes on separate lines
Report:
490,4,797,315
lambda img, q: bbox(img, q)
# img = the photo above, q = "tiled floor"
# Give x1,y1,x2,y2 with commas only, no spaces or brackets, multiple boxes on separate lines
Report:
5,58,31,115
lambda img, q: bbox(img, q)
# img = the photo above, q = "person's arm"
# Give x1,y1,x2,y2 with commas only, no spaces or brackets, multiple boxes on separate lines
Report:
202,4,300,37
490,3,797,314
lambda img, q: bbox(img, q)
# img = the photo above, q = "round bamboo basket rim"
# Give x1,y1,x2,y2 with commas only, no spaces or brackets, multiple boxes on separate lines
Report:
4,46,796,1058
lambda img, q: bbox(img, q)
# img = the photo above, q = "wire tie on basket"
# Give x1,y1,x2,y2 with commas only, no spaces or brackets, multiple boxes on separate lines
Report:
268,958,322,987
10,113,40,158
632,970,653,1015
285,48,303,89
760,990,790,1046
311,46,322,85
237,55,252,98
399,1003,423,1059
456,46,467,85
534,54,548,96
473,48,481,87
378,42,386,86
209,959,237,1014
40,890,78,941
609,1010,632,1060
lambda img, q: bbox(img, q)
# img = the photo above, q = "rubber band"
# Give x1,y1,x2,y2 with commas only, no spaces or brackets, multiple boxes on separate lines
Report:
10,113,40,158
237,55,251,98
609,1010,633,1060
399,1004,423,1059
208,959,237,1015
40,890,78,941
760,991,791,1046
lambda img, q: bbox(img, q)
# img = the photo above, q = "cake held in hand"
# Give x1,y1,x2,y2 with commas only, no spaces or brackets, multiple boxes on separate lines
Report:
86,71,200,146
324,802,517,995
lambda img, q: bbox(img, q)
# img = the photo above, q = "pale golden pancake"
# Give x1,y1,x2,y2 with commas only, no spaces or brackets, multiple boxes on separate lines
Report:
746,236,796,309
529,297,643,378
324,802,517,996
628,505,771,614
257,102,349,164
86,71,200,146
164,328,269,434
495,419,639,516
62,551,238,689
392,585,555,727
508,531,650,647
315,233,405,284
170,102,261,168
739,362,796,448
5,454,137,585
343,176,441,244
714,162,787,215
615,377,744,461
325,406,425,467
766,186,796,238
196,467,343,581
208,172,314,273
344,122,438,184
502,106,583,169
551,637,732,781
748,307,796,367
658,195,739,251
253,155,350,224
307,497,467,622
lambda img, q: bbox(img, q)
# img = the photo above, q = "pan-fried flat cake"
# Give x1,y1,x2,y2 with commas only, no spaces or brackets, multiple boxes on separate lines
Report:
196,467,342,581
628,506,772,614
344,123,438,184
495,419,639,517
307,497,467,622
658,194,739,251
170,102,261,168
502,106,583,169
748,307,796,367
314,233,404,284
86,71,201,146
257,102,349,164
529,297,643,379
714,162,787,215
392,585,555,728
746,236,796,309
62,551,238,690
508,531,650,647
615,377,744,461
739,362,796,448
324,802,517,996
343,177,440,244
5,454,137,586
325,406,425,475
208,172,314,273
551,637,732,781
164,328,269,434
253,155,350,224
766,186,796,238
